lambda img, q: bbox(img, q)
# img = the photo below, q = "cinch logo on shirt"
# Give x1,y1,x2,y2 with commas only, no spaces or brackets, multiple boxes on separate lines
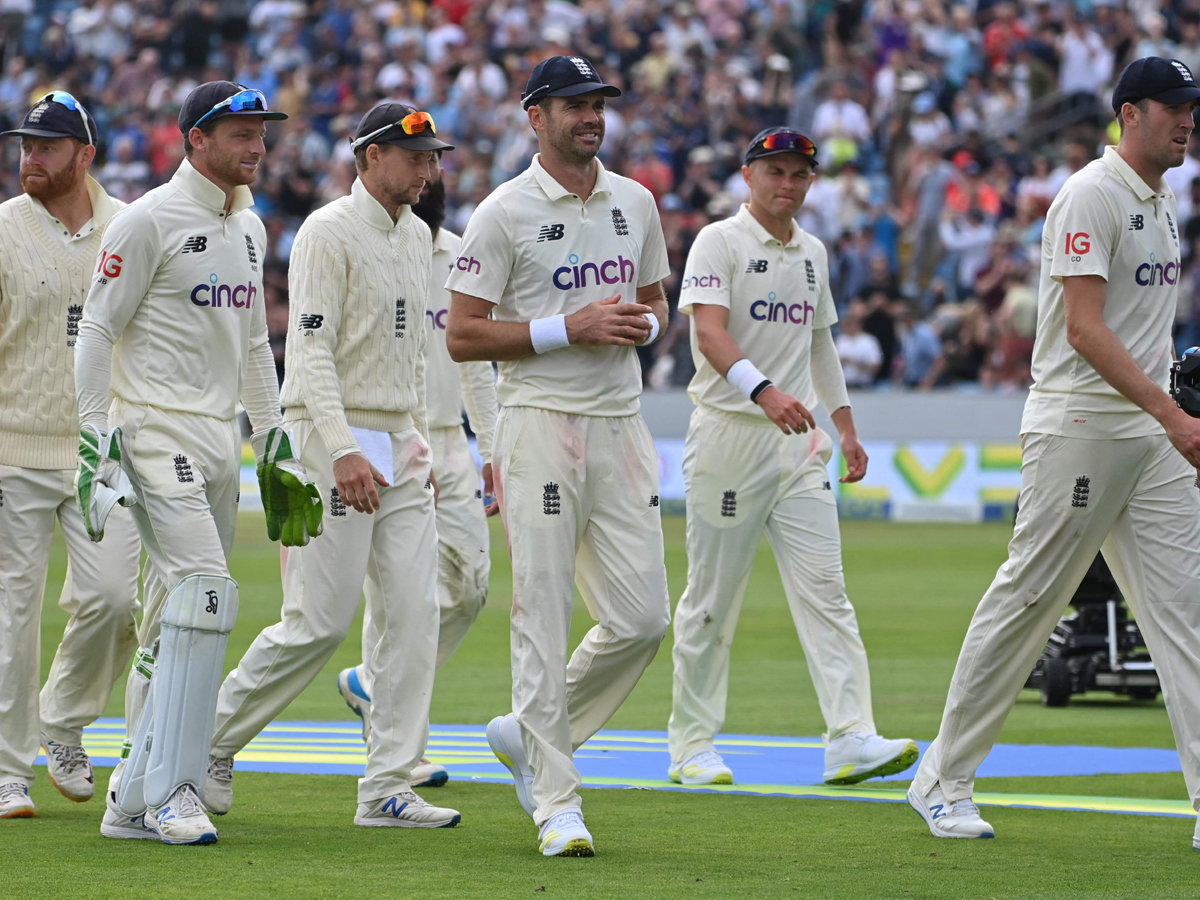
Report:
190,273,257,308
683,273,721,289
426,307,448,330
750,291,814,326
1134,254,1180,286
455,255,481,274
552,253,635,290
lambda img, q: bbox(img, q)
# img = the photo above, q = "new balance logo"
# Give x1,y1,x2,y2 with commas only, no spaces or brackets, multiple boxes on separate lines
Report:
330,487,346,517
181,236,207,254
930,803,945,821
475,489,482,499
299,314,323,333
649,495,659,507
537,224,565,242
611,207,628,236
823,481,832,491
395,298,406,337
1129,215,1144,231
174,454,194,483
543,482,561,515
720,490,737,517
381,797,409,818
204,590,219,614
746,259,768,273
66,303,82,346
1071,475,1090,508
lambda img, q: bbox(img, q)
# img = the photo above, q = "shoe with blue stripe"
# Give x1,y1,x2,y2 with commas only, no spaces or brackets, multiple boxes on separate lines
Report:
668,749,733,786
355,791,460,828
908,783,995,839
823,731,919,784
101,790,158,840
539,810,594,857
337,666,372,743
148,785,218,845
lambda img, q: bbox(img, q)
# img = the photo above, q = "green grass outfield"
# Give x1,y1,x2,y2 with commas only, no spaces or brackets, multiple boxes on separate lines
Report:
6,515,1197,898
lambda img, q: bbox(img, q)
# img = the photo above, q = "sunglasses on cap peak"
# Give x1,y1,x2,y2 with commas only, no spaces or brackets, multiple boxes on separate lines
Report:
350,111,438,152
760,132,816,156
192,89,270,130
40,91,92,146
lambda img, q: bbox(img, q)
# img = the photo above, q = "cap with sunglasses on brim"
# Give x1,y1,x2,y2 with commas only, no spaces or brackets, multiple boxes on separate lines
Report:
350,101,455,153
178,81,288,135
1111,57,1200,113
744,127,819,166
1,91,97,146
521,55,621,111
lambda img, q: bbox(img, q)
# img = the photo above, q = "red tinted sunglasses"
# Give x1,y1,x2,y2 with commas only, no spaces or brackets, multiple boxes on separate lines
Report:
760,132,817,156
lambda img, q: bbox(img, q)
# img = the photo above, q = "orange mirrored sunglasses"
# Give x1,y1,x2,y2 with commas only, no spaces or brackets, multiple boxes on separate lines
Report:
760,132,816,155
400,111,436,135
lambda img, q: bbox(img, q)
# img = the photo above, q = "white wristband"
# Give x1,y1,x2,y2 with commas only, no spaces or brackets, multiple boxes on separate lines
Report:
643,312,660,344
726,358,770,401
529,314,570,354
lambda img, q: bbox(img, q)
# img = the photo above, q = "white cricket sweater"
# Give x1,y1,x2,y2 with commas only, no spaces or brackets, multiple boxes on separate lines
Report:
0,177,122,469
281,178,433,459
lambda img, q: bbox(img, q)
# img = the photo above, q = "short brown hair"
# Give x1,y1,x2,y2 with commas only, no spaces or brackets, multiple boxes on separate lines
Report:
182,119,219,157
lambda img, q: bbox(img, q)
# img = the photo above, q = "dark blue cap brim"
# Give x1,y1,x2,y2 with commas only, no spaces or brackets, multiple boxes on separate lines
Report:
0,127,89,141
1149,85,1200,106
526,82,622,108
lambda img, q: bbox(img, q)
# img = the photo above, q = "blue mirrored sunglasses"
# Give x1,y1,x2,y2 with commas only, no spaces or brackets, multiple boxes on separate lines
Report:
192,89,269,130
40,91,92,146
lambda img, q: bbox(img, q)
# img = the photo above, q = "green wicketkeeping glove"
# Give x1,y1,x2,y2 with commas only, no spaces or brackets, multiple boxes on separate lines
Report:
253,426,324,547
75,425,138,542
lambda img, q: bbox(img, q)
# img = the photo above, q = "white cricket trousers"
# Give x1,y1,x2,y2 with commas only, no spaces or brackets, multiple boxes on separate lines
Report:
494,406,671,827
0,465,140,786
914,432,1200,809
110,399,241,794
211,417,440,804
667,407,875,766
359,423,490,680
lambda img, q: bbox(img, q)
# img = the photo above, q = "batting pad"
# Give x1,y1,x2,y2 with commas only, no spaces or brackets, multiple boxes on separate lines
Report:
115,574,239,814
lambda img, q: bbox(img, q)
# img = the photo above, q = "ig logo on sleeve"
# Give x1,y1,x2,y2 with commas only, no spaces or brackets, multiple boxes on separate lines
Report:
1064,232,1090,262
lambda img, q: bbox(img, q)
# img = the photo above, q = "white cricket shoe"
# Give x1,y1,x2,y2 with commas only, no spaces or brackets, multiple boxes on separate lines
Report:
100,790,158,840
41,734,95,802
412,757,449,788
337,666,372,743
538,810,594,857
0,782,35,818
667,749,734,785
486,713,536,819
354,791,460,828
204,754,233,815
824,731,919,784
148,784,219,845
907,783,995,839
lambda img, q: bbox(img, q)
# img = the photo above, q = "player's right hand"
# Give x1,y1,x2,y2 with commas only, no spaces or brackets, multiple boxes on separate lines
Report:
755,387,816,435
333,452,389,514
75,425,138,542
565,294,653,346
1164,406,1200,469
254,426,324,545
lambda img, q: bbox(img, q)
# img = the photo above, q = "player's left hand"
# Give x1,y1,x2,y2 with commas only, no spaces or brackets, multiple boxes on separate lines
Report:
839,435,868,483
482,462,499,517
254,427,324,546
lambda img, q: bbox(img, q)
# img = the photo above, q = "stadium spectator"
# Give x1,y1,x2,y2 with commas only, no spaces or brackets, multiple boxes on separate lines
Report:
836,305,884,389
895,301,944,390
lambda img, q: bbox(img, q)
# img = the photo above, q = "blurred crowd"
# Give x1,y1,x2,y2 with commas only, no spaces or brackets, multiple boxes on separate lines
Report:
5,0,1200,391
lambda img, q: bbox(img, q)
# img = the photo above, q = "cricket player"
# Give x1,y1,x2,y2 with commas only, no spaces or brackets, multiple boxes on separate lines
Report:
0,93,140,819
447,55,672,857
336,152,498,790
908,58,1200,848
75,81,321,845
667,128,918,787
205,102,461,829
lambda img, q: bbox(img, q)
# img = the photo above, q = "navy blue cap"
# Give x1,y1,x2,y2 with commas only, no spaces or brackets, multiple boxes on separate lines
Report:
1,92,97,145
351,101,455,153
521,56,621,111
1112,57,1200,113
178,81,287,135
